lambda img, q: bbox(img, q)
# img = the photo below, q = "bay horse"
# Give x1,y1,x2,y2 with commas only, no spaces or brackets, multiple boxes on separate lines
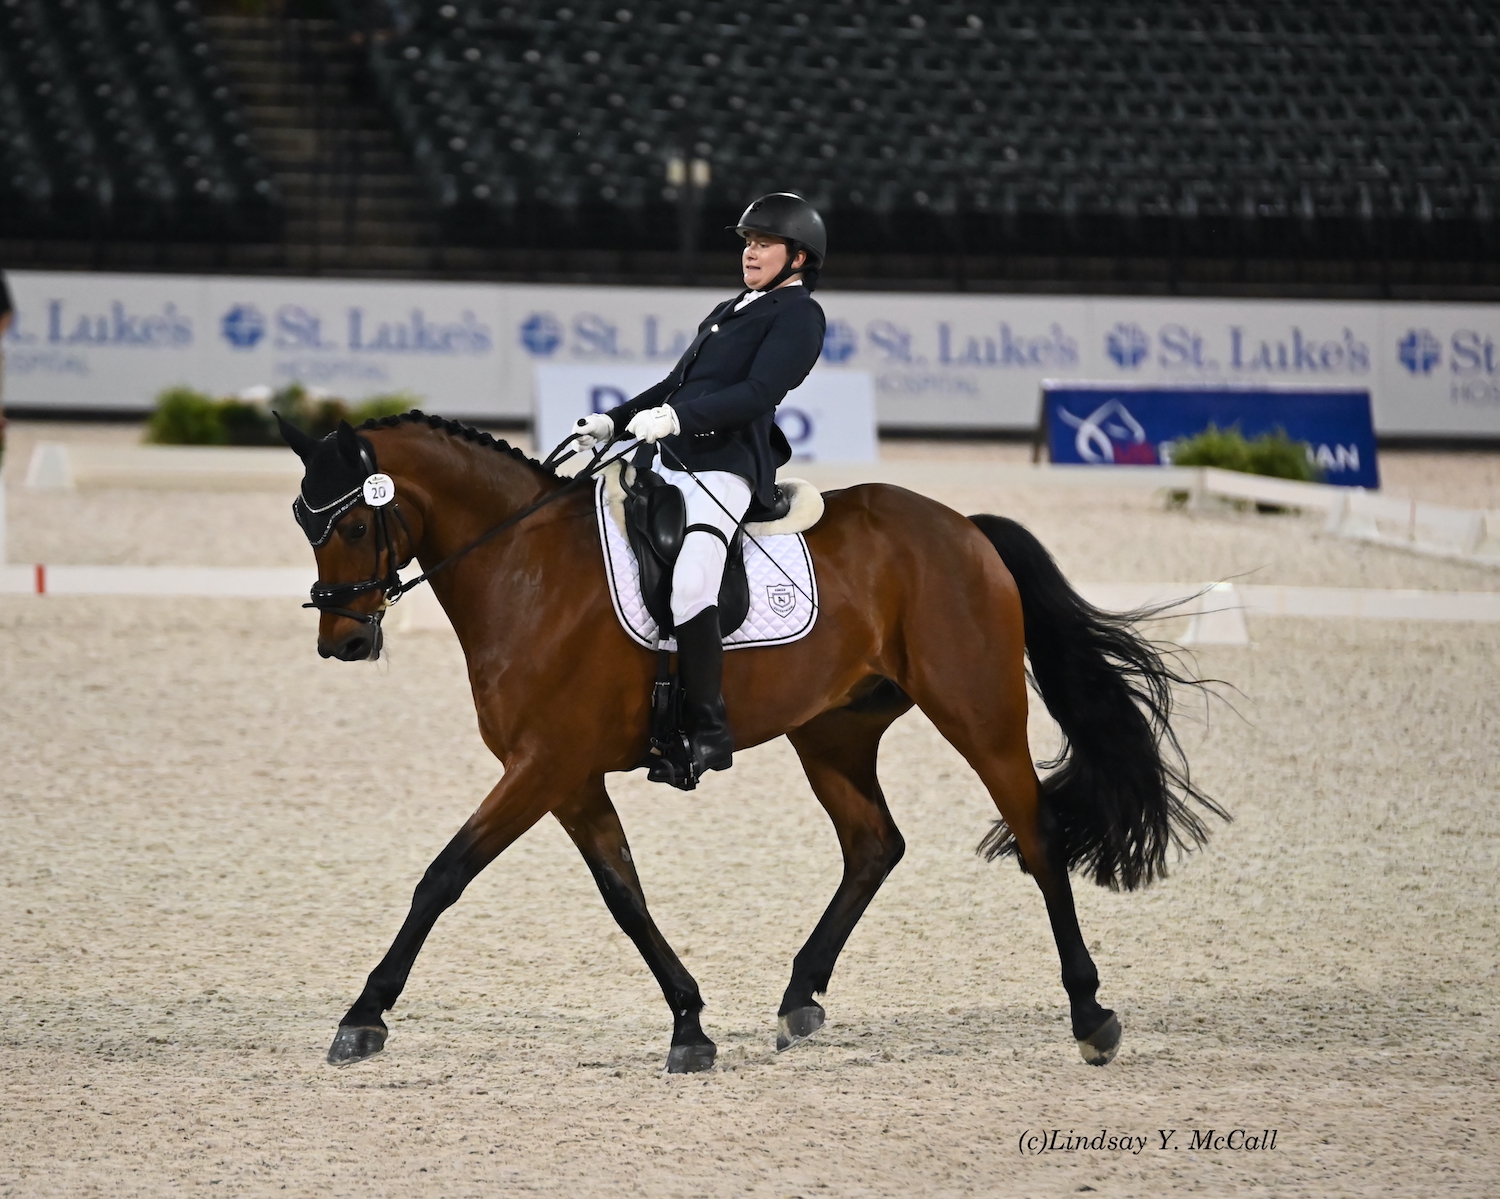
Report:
282,412,1224,1073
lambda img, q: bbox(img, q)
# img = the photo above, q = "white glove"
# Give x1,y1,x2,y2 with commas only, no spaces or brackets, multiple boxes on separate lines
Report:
626,404,681,444
573,412,616,448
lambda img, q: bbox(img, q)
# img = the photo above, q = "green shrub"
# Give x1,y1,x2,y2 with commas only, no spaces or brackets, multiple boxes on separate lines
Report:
268,383,343,440
270,385,419,439
350,391,421,424
1168,423,1250,473
1170,423,1322,483
217,399,278,446
1243,428,1324,482
146,388,229,445
145,385,422,446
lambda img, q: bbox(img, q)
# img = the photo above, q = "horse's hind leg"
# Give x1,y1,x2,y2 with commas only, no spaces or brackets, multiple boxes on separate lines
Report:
554,778,715,1073
899,593,1120,1066
915,690,1120,1066
778,698,910,1051
1001,769,1121,1065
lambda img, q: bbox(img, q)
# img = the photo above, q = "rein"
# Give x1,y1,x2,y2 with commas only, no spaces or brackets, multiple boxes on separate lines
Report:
304,438,633,629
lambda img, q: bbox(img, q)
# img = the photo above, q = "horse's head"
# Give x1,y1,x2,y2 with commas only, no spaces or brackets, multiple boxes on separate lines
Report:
280,415,421,662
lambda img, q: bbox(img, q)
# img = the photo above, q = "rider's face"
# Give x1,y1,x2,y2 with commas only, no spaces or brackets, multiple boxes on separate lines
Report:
741,234,804,290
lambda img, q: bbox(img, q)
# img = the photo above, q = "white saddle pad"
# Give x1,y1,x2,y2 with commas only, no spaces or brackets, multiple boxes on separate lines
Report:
594,475,818,652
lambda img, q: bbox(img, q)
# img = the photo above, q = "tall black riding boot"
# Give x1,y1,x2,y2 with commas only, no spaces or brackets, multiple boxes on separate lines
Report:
674,606,734,776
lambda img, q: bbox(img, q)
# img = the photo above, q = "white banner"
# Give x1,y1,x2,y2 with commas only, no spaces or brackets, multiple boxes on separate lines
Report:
534,362,877,462
201,276,506,415
6,270,1499,437
3,271,510,416
4,272,207,412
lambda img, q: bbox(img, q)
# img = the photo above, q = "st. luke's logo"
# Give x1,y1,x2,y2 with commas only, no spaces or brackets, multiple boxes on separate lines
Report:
220,303,266,349
766,584,796,618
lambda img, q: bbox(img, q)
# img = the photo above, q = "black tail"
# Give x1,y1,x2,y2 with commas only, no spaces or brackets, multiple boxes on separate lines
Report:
969,514,1228,891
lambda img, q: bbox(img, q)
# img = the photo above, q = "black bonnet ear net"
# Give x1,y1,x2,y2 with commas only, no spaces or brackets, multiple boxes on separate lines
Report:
275,410,320,462
285,416,379,547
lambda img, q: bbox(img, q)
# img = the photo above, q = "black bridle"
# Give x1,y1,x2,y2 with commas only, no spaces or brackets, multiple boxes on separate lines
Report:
304,503,414,626
303,441,415,628
303,436,633,640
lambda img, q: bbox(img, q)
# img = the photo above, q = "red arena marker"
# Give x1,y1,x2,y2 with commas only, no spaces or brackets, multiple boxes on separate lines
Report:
35,564,46,595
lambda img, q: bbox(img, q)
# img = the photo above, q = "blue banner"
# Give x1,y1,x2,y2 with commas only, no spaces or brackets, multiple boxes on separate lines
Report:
1043,384,1380,487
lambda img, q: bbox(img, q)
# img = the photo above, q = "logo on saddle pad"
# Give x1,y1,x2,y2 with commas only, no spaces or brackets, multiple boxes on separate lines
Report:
766,584,796,618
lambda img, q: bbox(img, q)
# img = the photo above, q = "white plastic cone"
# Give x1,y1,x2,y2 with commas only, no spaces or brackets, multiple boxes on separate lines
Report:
24,442,74,490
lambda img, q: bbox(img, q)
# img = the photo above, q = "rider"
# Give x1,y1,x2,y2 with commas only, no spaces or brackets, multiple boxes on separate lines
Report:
574,192,827,778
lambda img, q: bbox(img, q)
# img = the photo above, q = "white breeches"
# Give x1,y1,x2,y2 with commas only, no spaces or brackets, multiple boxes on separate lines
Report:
652,451,753,626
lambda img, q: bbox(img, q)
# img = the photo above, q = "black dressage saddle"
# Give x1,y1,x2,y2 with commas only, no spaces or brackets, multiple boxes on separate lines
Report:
620,449,791,639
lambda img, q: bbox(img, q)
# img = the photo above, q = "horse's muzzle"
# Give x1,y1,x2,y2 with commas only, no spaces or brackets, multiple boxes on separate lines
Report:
318,620,383,662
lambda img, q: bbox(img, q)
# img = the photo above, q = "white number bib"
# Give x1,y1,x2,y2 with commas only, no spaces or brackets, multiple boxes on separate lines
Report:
362,473,396,507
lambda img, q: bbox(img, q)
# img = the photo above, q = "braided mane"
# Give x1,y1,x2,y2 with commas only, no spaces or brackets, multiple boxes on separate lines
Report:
358,410,556,477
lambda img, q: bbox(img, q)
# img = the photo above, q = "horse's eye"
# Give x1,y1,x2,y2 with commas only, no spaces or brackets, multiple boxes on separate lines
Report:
347,522,367,540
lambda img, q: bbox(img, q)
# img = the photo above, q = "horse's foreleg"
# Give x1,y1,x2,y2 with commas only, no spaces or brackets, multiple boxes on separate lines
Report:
554,779,715,1074
327,766,554,1066
779,705,908,1051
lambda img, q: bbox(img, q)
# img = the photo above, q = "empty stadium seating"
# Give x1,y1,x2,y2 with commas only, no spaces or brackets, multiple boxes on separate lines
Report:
0,0,279,240
353,0,1500,260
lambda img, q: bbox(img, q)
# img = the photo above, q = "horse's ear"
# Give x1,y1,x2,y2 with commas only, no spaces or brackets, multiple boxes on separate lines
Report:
334,420,363,463
275,411,319,462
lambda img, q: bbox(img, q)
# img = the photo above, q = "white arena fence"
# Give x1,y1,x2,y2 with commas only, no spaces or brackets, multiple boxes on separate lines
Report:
4,565,1497,652
23,442,1500,570
1324,491,1500,564
1180,466,1500,567
7,444,1496,644
23,442,302,492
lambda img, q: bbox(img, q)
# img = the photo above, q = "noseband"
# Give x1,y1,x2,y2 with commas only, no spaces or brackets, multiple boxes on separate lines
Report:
304,506,414,626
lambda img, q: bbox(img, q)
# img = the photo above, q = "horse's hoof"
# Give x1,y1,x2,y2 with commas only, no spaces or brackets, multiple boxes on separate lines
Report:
1077,1012,1122,1066
776,1004,825,1052
666,1041,716,1073
327,1025,387,1066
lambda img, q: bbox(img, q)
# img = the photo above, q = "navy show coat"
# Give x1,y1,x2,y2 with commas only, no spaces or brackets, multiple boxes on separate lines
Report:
607,284,825,510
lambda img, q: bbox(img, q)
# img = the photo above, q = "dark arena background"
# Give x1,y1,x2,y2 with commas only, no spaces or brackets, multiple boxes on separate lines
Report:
2,3,1498,1198
2,0,1499,296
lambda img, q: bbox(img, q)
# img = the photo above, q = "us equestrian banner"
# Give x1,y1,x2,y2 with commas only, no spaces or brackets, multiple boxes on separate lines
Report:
5,271,1499,438
1043,383,1381,487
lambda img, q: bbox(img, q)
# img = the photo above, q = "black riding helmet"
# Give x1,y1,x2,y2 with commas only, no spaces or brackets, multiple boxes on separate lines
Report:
730,192,826,290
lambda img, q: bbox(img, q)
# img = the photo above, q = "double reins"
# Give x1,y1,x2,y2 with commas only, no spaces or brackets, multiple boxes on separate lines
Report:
307,427,820,631
305,436,636,627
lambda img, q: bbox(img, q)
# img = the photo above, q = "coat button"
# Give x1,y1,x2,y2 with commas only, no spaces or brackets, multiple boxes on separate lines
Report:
710,324,719,332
